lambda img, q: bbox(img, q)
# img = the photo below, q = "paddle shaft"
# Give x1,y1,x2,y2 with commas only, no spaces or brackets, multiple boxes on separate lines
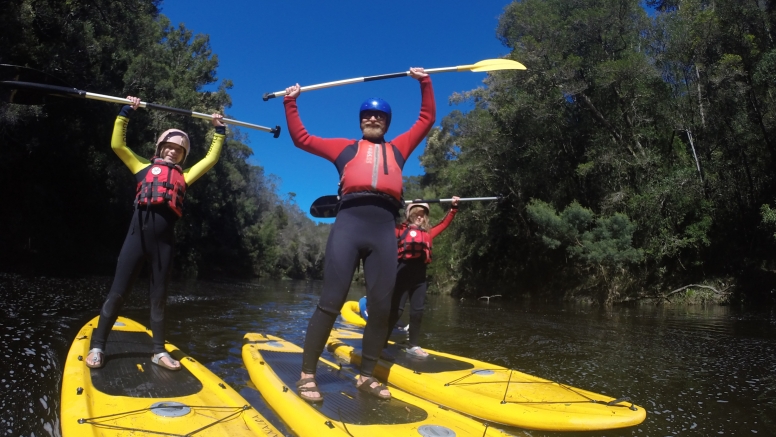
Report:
409,197,499,204
262,66,467,101
2,80,282,137
309,195,500,218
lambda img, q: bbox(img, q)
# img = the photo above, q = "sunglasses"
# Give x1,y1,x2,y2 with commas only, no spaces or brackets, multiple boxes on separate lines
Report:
361,111,387,121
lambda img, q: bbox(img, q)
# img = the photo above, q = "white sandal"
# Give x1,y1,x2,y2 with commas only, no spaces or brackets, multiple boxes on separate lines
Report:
85,348,104,369
152,352,181,371
406,346,429,358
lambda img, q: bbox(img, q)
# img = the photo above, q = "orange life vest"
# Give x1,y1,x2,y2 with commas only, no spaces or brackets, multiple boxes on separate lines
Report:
397,224,433,263
339,140,403,202
134,159,186,217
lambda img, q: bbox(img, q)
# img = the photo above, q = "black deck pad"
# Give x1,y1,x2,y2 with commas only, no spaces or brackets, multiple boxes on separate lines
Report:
337,337,475,373
90,331,202,398
259,349,428,425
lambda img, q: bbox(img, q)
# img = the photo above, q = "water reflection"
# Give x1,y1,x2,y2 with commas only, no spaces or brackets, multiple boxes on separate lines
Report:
1,273,775,436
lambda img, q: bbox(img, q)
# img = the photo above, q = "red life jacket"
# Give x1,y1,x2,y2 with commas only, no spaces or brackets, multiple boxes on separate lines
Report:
339,140,403,202
134,159,187,217
397,224,433,263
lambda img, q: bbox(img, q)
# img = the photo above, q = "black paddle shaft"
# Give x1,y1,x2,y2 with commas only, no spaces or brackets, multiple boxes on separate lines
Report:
309,195,501,218
1,79,282,136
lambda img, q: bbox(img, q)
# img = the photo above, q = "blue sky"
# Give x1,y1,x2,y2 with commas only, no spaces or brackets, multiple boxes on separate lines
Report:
159,0,514,221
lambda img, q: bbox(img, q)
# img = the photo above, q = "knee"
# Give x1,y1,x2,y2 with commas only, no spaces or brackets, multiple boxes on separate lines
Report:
150,299,166,321
100,293,124,316
316,304,340,318
366,305,390,325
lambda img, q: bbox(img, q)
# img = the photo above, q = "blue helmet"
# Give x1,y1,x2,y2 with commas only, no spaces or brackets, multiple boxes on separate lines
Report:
359,98,392,125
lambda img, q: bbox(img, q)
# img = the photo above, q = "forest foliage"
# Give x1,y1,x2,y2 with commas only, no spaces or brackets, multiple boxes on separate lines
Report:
415,0,776,304
3,0,776,304
0,0,328,280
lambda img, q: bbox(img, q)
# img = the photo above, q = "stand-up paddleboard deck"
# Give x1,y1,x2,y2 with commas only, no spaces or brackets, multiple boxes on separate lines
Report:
61,316,282,437
242,333,520,437
327,327,647,432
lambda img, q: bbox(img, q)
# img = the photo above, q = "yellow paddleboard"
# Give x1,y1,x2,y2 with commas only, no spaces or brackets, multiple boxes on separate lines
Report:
327,327,647,431
61,316,282,437
242,332,521,437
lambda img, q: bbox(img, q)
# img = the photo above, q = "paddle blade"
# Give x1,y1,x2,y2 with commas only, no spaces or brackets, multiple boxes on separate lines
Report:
0,65,73,105
462,59,527,72
309,195,340,218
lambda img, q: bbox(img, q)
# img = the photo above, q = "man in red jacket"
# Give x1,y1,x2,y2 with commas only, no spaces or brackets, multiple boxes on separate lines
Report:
283,67,435,402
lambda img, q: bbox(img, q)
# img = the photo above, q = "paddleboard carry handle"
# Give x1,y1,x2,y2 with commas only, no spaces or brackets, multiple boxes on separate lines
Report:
607,396,637,411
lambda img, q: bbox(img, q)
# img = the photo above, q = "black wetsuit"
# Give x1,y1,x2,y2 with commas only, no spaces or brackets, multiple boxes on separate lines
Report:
388,258,428,347
301,197,399,375
90,106,225,355
91,205,178,353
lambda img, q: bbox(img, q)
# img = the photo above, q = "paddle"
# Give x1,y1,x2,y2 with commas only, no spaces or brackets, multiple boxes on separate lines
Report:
309,195,501,218
262,58,526,101
0,64,281,137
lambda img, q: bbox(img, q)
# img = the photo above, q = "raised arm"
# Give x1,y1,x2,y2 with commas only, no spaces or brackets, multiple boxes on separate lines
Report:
429,196,459,239
391,71,436,159
183,114,226,186
283,84,352,162
110,96,150,174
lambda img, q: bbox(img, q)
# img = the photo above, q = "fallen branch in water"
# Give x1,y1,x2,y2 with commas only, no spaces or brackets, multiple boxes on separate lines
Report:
660,283,731,303
618,283,731,304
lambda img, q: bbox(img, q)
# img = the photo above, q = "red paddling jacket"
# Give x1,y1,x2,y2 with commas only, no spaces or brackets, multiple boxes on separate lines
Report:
396,207,457,263
284,76,435,209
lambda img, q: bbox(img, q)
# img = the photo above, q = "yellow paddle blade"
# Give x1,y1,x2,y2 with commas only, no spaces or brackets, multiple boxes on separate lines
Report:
460,59,527,72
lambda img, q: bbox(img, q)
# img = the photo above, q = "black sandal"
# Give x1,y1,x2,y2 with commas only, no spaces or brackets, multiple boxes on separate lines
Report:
295,377,323,403
356,376,391,400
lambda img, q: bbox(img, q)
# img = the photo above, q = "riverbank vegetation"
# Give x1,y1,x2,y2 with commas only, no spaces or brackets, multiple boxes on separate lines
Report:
0,0,328,280
3,0,776,305
413,0,776,305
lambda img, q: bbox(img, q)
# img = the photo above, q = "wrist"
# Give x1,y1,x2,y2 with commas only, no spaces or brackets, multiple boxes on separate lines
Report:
118,105,135,118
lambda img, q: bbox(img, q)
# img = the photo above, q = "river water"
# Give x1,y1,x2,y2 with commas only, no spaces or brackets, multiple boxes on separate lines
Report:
1,272,775,436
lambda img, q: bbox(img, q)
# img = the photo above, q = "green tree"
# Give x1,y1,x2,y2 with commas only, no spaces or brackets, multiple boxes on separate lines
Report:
0,0,329,280
527,199,643,303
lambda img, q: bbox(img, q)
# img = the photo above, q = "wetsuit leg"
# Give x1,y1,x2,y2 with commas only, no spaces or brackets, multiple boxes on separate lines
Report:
300,202,396,377
91,213,147,350
359,213,399,378
300,212,360,374
406,278,428,347
145,212,175,354
385,262,413,346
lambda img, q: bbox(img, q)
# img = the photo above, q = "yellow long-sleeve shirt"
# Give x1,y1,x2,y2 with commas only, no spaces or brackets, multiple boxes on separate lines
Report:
111,115,225,186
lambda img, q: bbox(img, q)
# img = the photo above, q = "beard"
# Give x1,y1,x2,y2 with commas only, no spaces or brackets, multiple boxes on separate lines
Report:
361,122,387,142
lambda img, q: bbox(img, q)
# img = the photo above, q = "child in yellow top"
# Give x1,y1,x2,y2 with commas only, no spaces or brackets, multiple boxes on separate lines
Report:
86,96,225,370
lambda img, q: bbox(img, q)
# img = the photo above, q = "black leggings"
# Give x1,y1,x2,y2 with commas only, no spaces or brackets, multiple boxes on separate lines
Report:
387,259,428,347
91,207,177,354
301,198,398,377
